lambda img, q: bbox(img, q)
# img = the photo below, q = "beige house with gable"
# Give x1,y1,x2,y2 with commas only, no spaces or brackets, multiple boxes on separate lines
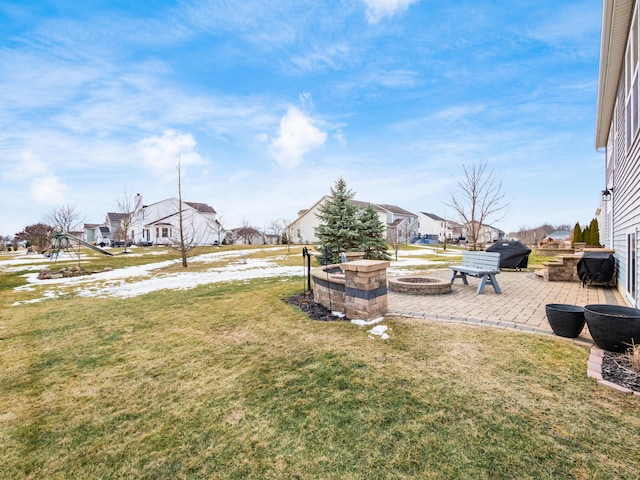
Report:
289,197,418,245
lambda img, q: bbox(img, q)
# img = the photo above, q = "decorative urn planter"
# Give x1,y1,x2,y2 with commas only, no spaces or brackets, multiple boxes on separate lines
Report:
584,304,640,353
545,304,585,338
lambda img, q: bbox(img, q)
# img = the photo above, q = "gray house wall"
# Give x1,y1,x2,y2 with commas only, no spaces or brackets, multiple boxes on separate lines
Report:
598,0,640,307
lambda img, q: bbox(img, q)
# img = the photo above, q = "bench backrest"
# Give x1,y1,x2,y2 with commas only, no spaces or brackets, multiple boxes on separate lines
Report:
461,251,501,271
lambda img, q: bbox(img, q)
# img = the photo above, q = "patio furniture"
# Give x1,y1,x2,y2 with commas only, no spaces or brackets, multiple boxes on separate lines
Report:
577,252,615,287
449,251,502,294
486,240,531,270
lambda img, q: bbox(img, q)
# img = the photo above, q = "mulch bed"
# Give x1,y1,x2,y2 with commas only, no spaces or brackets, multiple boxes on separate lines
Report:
285,291,347,322
601,351,640,393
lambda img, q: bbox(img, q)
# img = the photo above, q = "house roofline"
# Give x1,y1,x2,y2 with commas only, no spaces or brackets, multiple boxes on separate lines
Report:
595,0,634,149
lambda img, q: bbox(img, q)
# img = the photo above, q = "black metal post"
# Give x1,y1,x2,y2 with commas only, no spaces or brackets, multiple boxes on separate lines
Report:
306,250,311,291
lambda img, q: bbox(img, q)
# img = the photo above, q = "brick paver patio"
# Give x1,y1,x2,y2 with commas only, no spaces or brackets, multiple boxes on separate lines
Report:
387,269,626,343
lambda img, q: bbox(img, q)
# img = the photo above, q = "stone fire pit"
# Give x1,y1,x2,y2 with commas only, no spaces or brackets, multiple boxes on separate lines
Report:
388,276,452,295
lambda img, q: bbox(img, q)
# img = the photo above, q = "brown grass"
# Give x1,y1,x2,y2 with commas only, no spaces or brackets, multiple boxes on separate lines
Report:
623,342,640,372
1,247,640,478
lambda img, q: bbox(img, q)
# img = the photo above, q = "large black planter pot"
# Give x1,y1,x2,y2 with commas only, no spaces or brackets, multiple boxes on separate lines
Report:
545,304,585,338
584,304,640,353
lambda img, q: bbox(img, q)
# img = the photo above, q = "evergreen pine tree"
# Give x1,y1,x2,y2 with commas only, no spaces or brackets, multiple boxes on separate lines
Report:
359,204,390,260
582,225,591,246
589,218,601,247
572,222,583,244
315,178,361,264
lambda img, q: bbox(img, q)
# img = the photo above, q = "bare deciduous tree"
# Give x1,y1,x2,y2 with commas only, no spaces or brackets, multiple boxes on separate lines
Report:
115,191,135,253
400,217,419,245
175,157,197,267
387,220,414,261
236,220,261,244
44,204,84,234
282,219,295,252
168,157,205,266
447,161,508,251
269,219,286,244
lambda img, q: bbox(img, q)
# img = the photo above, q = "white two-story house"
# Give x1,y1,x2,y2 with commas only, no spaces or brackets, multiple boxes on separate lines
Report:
86,194,224,247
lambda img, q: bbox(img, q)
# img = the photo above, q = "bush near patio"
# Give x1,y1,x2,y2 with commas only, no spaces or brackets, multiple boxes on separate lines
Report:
1,246,639,479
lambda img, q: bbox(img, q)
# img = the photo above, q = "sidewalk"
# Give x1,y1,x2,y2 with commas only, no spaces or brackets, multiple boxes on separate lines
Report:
387,269,626,344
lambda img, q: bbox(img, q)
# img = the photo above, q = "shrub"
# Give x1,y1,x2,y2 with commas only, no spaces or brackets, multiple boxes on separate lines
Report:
624,342,640,373
572,222,583,244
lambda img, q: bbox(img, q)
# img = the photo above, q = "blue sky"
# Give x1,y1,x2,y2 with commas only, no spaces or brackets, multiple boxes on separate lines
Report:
1,0,604,237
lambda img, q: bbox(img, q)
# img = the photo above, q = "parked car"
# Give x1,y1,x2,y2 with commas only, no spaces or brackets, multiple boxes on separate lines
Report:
110,240,133,247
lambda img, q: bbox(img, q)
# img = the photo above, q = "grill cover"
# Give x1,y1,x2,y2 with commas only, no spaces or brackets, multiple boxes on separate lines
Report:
486,241,531,270
577,252,615,287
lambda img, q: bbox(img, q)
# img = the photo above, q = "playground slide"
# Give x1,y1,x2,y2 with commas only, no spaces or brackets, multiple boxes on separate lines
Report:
58,233,114,256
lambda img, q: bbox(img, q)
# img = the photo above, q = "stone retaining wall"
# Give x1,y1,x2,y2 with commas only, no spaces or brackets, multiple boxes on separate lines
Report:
310,266,345,314
542,248,616,283
311,260,389,320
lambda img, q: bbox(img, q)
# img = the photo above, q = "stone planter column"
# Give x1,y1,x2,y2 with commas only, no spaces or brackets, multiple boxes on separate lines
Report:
341,260,390,320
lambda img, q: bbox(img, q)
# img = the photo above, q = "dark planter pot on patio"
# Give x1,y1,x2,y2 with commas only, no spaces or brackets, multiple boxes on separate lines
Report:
584,304,640,353
545,304,585,338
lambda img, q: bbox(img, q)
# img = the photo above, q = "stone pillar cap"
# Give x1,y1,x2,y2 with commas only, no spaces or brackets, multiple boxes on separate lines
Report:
340,259,390,272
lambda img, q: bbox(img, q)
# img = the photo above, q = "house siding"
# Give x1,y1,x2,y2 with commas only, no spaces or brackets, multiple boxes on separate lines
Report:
289,197,416,245
599,0,640,306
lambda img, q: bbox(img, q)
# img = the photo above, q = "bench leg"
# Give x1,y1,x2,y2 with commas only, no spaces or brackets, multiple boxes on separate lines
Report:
486,274,501,294
477,275,488,294
476,274,502,294
451,271,468,285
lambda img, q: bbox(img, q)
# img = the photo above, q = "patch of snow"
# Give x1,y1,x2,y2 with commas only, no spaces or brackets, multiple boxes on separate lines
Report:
11,253,303,304
367,324,390,340
8,245,452,308
351,317,384,326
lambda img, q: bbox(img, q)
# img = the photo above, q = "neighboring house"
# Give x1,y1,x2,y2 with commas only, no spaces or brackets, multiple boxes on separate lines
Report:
226,228,279,245
460,221,505,247
289,197,418,244
543,231,572,242
416,212,464,242
595,0,640,307
85,194,224,247
477,225,505,245
83,224,111,246
376,203,419,244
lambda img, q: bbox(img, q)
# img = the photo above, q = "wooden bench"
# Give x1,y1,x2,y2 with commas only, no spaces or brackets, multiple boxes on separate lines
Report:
449,251,502,294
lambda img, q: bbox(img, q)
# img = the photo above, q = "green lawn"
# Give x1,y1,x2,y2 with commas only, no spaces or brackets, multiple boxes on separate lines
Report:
1,247,639,479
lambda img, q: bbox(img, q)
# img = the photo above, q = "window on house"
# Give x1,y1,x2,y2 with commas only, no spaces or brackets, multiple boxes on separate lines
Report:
162,227,169,237
156,228,159,238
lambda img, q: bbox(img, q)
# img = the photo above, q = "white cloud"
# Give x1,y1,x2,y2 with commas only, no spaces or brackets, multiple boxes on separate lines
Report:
362,0,419,24
136,130,204,176
3,152,48,182
269,107,327,168
30,174,67,204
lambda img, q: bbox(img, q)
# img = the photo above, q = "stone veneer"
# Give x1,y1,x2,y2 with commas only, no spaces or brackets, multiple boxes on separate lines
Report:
310,266,346,314
542,248,615,283
341,260,390,320
311,260,390,320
